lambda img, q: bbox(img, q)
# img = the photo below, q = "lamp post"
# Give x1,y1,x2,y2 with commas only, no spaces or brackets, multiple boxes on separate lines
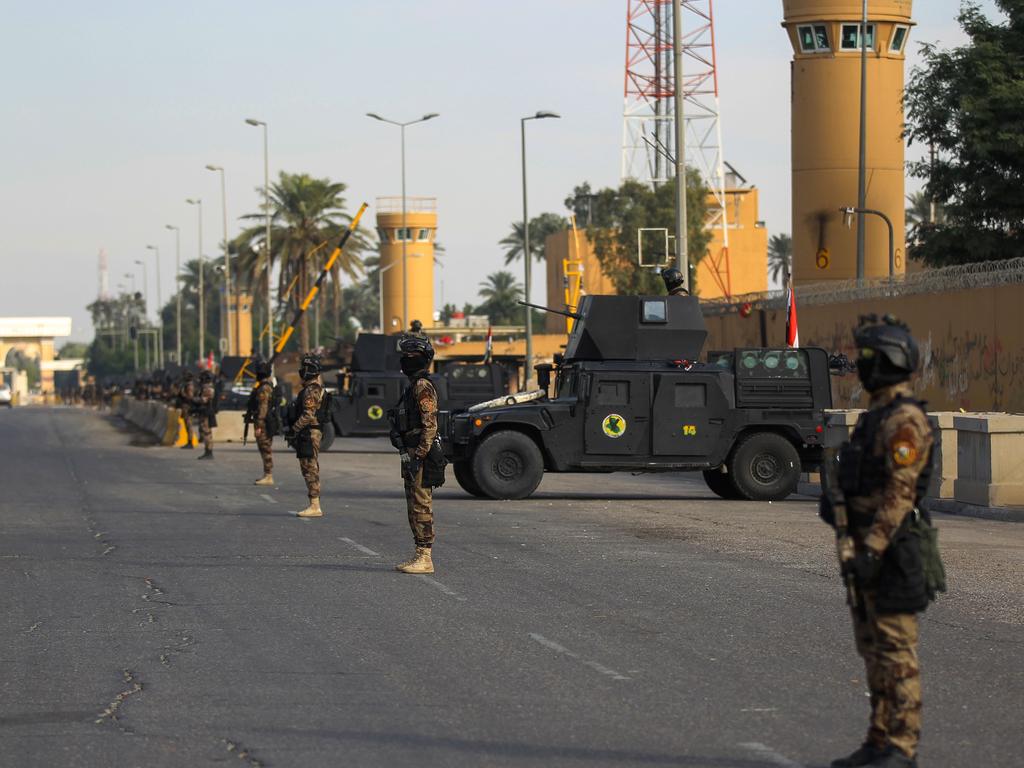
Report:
205,164,234,356
672,0,689,288
520,110,561,385
841,206,895,279
856,0,869,283
165,225,182,364
186,198,204,362
365,111,440,332
245,118,272,358
133,259,148,316
145,245,163,366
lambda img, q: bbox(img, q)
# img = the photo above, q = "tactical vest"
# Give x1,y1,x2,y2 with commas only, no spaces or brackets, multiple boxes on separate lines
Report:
839,395,935,527
390,374,431,449
289,383,331,434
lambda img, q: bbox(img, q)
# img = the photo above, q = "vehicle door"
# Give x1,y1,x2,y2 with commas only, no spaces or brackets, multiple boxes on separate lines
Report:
583,372,650,456
353,377,396,430
650,372,730,457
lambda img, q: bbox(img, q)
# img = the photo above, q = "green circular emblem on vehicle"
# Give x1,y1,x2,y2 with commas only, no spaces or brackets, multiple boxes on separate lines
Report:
367,405,384,420
602,413,627,438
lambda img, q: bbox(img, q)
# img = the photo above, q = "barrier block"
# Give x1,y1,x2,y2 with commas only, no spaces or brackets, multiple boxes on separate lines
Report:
824,409,864,448
212,410,246,443
927,412,958,499
954,414,1024,508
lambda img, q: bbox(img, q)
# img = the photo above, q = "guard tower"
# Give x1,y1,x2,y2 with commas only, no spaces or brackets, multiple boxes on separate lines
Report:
375,197,437,333
782,0,914,283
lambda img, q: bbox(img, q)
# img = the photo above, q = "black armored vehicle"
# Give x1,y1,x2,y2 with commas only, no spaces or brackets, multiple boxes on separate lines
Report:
443,295,832,501
320,333,513,449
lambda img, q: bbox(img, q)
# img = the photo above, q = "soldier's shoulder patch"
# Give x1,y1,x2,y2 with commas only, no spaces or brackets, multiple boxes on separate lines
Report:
889,424,921,466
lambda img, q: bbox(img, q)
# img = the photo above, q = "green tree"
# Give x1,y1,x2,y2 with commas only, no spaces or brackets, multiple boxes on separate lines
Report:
570,173,710,295
476,271,524,325
904,1,1024,265
768,233,792,284
499,212,569,265
58,342,88,359
158,259,223,366
905,190,945,231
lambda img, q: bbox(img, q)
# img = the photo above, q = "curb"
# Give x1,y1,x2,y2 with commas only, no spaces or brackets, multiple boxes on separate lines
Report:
797,482,1024,524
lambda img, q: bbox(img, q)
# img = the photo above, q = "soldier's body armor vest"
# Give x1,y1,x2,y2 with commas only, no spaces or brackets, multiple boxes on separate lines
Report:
289,382,330,436
391,373,431,450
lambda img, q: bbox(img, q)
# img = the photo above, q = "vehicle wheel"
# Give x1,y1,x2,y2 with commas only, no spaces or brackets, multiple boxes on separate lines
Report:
702,468,741,500
318,422,336,452
453,461,487,497
471,430,544,500
727,432,801,501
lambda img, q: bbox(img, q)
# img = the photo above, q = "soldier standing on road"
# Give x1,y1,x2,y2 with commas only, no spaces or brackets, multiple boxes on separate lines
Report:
178,371,196,449
824,315,936,768
251,360,276,486
390,336,441,574
290,353,327,518
661,267,690,296
194,370,216,460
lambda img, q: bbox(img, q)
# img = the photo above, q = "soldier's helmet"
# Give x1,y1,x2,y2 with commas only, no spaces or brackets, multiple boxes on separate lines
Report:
182,370,194,381
854,314,919,389
410,319,423,333
661,268,687,294
254,360,272,380
299,353,323,380
398,335,434,362
199,370,214,383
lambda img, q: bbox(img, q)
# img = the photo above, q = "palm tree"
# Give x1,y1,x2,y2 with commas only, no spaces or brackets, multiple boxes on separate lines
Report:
499,212,568,265
234,172,369,351
477,271,523,325
906,190,945,228
768,233,792,284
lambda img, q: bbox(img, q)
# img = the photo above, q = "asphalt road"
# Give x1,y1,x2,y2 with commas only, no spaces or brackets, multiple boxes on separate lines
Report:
2,407,1021,768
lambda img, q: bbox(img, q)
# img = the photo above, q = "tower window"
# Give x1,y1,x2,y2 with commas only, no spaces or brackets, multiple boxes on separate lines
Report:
890,25,909,53
840,24,875,51
416,228,431,242
395,227,414,241
797,24,830,53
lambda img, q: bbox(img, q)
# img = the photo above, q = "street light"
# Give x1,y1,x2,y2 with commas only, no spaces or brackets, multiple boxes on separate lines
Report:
133,259,148,315
124,272,135,293
186,198,205,362
520,110,561,386
841,206,895,279
365,111,440,333
165,225,182,364
145,244,163,366
205,163,234,356
245,118,273,358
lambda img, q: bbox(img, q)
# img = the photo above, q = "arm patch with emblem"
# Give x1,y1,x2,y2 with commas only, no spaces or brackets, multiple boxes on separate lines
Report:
890,424,919,466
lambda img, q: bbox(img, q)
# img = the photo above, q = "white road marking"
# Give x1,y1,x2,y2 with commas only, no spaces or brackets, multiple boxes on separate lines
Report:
417,576,467,601
260,494,277,504
740,707,778,713
528,633,631,681
339,537,380,557
738,742,805,768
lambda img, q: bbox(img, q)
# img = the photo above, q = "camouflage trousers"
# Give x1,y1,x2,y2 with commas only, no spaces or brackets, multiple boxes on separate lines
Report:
198,416,213,451
298,428,321,500
404,466,434,547
851,592,922,758
255,428,273,475
181,407,193,442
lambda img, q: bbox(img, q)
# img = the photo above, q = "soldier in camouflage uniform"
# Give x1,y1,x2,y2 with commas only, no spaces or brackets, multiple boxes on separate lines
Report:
824,316,935,768
291,354,326,518
391,336,439,574
661,267,690,296
193,370,216,459
251,360,276,486
178,371,196,449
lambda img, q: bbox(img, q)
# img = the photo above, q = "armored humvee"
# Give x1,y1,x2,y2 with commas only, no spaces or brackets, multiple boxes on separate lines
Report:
443,295,832,501
320,333,513,450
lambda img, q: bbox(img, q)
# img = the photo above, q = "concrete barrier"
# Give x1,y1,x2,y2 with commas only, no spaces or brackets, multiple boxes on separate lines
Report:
954,414,1024,508
927,413,958,499
212,410,246,443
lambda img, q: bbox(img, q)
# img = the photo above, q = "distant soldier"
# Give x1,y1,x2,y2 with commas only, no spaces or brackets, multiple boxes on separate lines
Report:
389,335,443,574
408,319,427,338
248,360,278,486
661,267,690,297
289,353,328,518
823,315,938,768
178,371,196,449
193,370,216,460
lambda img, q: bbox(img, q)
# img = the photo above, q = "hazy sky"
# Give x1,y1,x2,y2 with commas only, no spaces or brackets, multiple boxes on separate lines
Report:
0,0,999,343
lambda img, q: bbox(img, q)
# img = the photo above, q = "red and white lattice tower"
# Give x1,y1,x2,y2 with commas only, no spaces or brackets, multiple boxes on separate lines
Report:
622,1,729,247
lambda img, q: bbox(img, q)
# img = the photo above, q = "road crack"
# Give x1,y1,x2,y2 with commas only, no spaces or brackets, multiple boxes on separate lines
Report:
94,669,143,733
224,737,266,767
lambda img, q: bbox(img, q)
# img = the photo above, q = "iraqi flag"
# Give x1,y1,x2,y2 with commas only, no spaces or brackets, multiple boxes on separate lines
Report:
786,279,799,348
484,326,493,364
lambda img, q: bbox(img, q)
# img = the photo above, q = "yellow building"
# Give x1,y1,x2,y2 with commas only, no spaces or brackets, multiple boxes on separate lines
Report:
783,0,914,283
375,197,437,332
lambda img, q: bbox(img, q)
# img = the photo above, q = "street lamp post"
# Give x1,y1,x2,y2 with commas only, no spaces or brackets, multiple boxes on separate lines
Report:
186,198,204,363
245,118,272,359
165,225,182,364
134,259,149,369
841,206,895,280
205,164,234,356
366,111,440,332
856,0,869,283
145,245,163,366
520,110,561,386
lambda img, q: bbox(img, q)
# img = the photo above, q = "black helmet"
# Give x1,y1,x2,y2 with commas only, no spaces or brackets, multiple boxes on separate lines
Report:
854,314,919,391
199,370,214,383
410,319,423,333
398,335,434,362
299,353,323,380
182,370,194,381
662,267,686,294
254,360,272,380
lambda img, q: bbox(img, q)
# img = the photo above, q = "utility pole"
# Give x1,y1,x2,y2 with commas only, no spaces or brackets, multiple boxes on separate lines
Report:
856,0,869,283
673,0,689,289
165,225,182,364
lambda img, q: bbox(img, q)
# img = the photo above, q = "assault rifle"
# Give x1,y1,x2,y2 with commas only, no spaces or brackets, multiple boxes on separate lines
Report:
517,300,582,321
821,447,859,609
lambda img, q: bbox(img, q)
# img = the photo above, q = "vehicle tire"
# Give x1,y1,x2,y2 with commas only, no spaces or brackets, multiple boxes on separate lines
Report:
471,430,544,500
318,422,336,453
727,432,801,502
702,468,741,500
453,461,487,497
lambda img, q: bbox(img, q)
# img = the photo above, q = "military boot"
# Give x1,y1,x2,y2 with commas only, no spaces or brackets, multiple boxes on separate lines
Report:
832,744,885,767
198,448,213,460
254,475,274,486
396,547,433,574
296,498,323,518
866,749,917,768
180,442,194,449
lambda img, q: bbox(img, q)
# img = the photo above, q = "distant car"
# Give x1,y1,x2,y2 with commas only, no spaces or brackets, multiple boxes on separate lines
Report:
0,384,12,408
